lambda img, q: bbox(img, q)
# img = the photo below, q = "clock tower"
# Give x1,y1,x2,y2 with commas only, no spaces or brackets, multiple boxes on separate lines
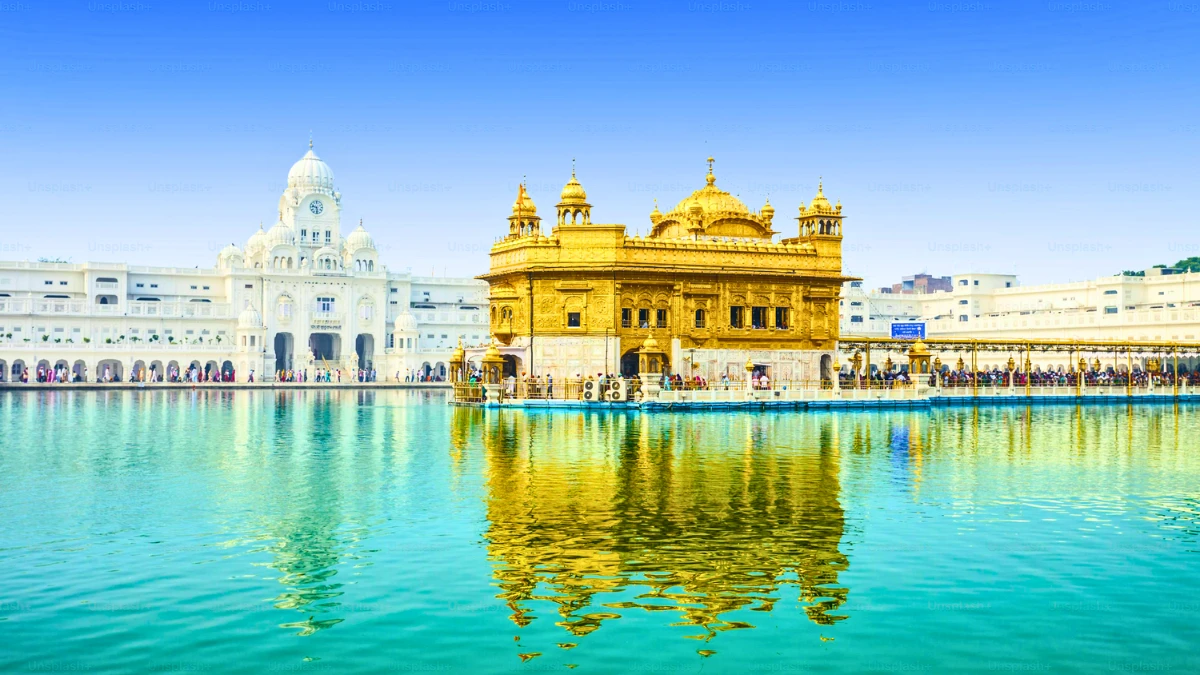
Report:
279,141,343,265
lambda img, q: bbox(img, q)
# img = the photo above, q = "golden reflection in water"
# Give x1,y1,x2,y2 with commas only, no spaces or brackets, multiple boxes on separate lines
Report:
463,410,850,641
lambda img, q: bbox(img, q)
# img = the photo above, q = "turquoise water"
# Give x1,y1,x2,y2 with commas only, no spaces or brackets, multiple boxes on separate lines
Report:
1,390,1198,674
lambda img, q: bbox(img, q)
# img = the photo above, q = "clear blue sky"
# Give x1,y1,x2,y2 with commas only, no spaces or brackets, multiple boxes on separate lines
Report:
2,0,1197,286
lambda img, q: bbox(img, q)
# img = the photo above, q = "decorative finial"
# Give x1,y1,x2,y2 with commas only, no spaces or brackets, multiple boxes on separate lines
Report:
572,157,576,178
706,156,715,185
359,218,363,227
308,130,313,150
818,176,823,194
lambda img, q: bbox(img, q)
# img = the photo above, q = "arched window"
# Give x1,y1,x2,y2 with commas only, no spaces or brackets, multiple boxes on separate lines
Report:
694,308,706,328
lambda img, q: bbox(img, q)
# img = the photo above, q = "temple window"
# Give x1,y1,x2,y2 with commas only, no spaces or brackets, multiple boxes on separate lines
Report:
730,306,745,329
751,307,768,329
638,308,650,328
656,309,668,328
621,308,632,328
567,312,581,328
694,309,706,329
775,307,790,330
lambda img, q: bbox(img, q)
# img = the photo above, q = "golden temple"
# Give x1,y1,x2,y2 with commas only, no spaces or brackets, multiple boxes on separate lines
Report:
479,159,856,381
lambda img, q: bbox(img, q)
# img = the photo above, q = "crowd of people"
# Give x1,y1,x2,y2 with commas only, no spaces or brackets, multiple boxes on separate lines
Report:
402,369,446,382
841,367,1200,388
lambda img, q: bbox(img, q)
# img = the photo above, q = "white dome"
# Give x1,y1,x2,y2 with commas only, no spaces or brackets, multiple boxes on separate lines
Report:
246,225,267,255
314,245,339,259
218,243,243,259
287,145,335,191
238,305,263,329
344,223,375,252
394,312,418,332
266,219,296,247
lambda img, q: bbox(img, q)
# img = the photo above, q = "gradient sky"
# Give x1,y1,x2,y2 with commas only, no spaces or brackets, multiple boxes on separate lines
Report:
1,0,1197,287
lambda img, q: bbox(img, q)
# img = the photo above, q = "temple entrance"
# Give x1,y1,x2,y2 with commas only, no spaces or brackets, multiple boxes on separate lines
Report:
501,355,521,379
620,349,668,377
309,333,340,362
820,354,833,383
355,333,374,370
620,350,639,377
274,332,294,372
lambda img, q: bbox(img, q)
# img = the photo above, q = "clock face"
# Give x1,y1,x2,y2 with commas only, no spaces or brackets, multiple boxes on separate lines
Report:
309,200,324,215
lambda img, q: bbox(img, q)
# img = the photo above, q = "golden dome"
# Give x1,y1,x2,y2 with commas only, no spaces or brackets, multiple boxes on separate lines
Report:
761,197,775,218
560,169,587,203
806,179,833,212
668,157,751,217
512,183,537,215
484,339,503,361
640,332,660,352
907,339,929,355
649,199,662,225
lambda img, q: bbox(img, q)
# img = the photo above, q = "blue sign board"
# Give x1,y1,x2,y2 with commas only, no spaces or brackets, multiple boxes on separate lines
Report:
890,322,926,340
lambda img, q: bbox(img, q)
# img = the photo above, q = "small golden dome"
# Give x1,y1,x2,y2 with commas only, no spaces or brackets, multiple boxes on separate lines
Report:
640,332,660,352
451,339,465,361
762,197,775,217
649,199,662,225
560,169,587,203
484,339,503,360
907,339,929,355
512,184,537,215
807,179,833,211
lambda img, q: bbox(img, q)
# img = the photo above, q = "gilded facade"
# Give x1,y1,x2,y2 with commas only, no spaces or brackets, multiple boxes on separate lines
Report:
478,159,856,381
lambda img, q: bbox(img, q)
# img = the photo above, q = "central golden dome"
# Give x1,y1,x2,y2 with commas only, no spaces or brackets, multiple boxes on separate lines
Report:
668,157,750,217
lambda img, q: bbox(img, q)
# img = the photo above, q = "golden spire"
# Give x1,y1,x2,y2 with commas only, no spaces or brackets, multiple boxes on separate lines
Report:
572,157,576,178
706,156,715,186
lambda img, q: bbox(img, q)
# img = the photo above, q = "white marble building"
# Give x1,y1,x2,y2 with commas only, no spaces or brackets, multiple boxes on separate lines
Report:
838,267,1200,372
0,145,488,382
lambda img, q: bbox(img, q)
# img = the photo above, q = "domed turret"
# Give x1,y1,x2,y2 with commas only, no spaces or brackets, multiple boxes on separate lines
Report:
761,197,775,223
287,140,335,192
395,311,418,332
238,304,263,329
556,162,592,226
344,221,375,252
649,199,662,226
507,183,542,238
266,217,296,247
807,179,833,212
246,223,267,256
560,172,587,203
794,178,843,239
512,183,537,215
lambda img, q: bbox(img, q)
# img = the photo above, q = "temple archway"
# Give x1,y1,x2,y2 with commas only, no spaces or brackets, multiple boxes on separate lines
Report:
274,332,294,372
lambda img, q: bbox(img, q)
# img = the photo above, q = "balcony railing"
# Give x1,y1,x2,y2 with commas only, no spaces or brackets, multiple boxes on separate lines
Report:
0,340,231,352
310,311,343,329
0,299,230,318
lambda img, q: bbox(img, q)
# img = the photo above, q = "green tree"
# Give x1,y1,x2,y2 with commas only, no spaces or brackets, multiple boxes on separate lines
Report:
1172,256,1200,273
